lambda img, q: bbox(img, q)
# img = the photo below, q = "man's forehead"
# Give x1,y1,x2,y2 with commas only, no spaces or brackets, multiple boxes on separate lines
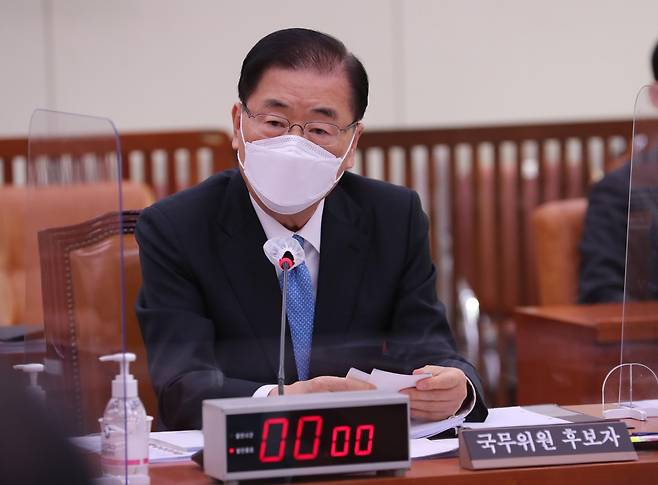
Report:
246,66,353,119
261,98,339,120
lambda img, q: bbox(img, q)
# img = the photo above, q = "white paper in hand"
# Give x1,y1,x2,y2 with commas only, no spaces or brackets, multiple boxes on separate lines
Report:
346,368,463,439
346,368,432,391
369,368,432,392
346,367,371,382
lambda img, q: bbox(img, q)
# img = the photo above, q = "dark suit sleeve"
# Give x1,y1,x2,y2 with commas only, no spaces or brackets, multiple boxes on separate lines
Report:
136,205,266,430
579,166,629,303
384,191,488,421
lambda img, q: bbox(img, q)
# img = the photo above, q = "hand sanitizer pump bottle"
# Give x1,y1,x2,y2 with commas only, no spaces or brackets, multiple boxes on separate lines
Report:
99,352,151,484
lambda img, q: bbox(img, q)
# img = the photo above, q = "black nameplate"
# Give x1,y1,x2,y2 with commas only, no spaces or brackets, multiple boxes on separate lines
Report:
459,421,637,470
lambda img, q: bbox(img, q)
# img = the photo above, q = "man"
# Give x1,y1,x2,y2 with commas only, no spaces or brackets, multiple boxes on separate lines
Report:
136,28,488,430
579,40,658,303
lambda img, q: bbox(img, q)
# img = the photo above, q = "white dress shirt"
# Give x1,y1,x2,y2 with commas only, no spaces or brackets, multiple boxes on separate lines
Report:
250,195,323,294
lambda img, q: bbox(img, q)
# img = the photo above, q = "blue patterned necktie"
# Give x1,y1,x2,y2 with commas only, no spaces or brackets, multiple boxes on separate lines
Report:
279,234,315,381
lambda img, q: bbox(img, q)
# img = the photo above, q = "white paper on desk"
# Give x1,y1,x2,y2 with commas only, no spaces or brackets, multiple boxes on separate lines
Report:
462,406,568,430
409,414,464,439
149,430,203,452
410,438,459,458
70,434,101,454
70,431,202,464
147,446,196,463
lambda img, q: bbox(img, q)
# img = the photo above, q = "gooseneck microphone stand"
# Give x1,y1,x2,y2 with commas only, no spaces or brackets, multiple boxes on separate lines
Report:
278,252,294,396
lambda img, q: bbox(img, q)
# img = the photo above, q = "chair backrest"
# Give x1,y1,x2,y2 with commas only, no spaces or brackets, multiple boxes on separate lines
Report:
0,182,154,326
39,210,156,434
531,198,588,305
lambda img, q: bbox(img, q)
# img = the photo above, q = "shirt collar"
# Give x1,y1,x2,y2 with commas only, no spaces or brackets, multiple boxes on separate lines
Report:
250,196,323,253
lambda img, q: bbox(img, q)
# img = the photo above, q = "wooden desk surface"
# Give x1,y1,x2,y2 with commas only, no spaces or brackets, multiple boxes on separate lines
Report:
150,405,658,485
515,301,658,342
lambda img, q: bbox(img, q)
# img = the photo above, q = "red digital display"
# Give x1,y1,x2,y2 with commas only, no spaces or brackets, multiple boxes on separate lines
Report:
259,417,288,462
259,416,374,463
293,416,322,460
330,425,350,457
226,404,408,472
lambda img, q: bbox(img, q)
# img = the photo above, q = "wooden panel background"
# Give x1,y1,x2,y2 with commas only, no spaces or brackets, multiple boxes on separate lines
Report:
0,130,236,199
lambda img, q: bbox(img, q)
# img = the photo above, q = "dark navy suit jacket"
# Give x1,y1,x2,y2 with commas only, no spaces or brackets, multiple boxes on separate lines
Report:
579,161,658,303
579,164,630,303
136,169,488,430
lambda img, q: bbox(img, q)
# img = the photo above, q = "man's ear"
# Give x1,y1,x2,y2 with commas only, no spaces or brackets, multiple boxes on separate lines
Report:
231,103,241,151
341,122,364,172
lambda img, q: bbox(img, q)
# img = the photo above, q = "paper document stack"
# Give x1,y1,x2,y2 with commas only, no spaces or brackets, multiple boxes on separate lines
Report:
71,430,203,464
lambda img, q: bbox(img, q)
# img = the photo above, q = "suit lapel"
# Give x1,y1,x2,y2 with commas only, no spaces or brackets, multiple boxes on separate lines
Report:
215,174,298,380
311,182,370,375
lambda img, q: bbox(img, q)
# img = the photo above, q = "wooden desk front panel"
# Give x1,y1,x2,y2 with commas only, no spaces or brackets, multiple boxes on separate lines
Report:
150,451,658,484
516,303,658,405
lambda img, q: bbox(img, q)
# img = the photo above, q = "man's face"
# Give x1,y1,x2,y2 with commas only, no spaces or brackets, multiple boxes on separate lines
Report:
231,66,363,175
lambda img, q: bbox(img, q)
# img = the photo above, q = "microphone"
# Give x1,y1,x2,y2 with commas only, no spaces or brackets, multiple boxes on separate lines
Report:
263,237,305,395
279,251,295,270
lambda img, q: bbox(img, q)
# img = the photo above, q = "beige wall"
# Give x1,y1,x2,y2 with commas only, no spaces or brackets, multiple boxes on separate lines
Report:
1,0,657,136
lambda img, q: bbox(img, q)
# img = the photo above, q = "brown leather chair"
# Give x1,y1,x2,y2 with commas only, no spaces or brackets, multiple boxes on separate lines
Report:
0,182,153,326
531,198,588,305
38,210,157,434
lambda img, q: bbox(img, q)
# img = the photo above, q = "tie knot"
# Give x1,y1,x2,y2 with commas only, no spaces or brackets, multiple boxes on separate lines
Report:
293,234,305,248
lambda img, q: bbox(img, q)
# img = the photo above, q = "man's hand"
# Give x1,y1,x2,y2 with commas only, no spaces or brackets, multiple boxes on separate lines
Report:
400,365,467,421
268,376,375,396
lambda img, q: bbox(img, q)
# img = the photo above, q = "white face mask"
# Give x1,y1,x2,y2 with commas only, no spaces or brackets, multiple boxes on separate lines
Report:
237,112,356,215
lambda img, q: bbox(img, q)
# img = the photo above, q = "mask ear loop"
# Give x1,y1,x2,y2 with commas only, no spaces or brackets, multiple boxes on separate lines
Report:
237,109,247,169
334,125,359,182
340,125,359,161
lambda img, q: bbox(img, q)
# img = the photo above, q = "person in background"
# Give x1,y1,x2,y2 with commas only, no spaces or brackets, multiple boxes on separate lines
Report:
579,40,658,303
136,28,488,430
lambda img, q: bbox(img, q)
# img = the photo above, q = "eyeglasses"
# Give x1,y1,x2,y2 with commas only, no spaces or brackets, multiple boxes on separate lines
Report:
242,104,358,148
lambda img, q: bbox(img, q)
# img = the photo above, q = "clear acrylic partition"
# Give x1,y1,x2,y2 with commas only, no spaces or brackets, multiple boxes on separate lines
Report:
17,109,137,481
602,85,658,419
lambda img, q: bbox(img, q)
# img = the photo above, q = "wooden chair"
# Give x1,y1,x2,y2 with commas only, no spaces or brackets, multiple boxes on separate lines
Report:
38,210,156,434
531,198,588,305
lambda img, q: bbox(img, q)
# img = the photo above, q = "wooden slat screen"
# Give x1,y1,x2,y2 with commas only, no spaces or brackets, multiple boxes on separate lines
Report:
355,119,633,324
0,130,236,198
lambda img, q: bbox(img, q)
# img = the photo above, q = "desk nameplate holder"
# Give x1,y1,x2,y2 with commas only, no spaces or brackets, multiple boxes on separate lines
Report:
459,421,637,470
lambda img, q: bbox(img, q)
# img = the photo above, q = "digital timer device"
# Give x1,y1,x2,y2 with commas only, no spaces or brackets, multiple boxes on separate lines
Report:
202,391,410,483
